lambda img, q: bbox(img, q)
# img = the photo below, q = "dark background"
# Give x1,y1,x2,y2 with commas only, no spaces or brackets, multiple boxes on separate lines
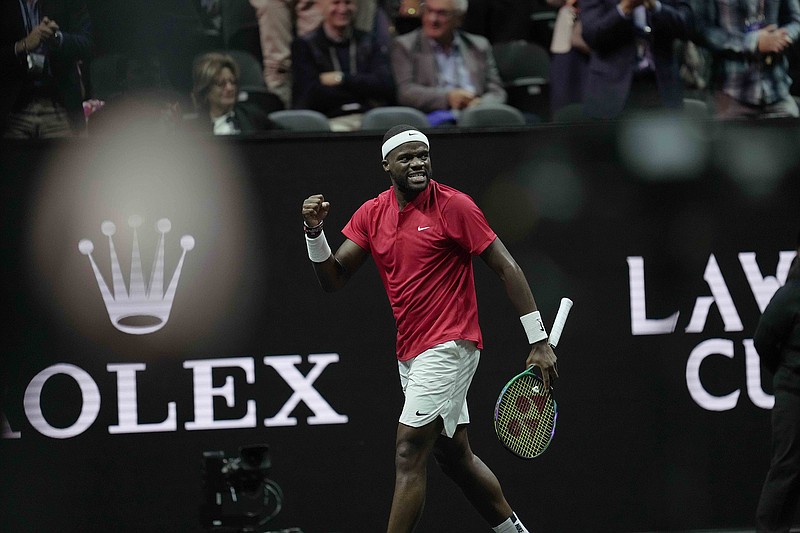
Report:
2,119,799,532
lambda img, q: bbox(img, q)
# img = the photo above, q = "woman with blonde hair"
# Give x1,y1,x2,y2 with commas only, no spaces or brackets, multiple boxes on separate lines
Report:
190,52,274,134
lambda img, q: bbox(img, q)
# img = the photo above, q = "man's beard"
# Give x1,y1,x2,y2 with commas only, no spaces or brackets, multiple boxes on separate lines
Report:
391,168,431,194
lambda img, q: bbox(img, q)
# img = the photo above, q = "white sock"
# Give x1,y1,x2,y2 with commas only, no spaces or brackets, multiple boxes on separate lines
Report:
492,512,530,533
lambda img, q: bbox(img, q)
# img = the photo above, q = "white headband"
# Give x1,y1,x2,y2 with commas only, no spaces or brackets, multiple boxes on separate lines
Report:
381,129,430,159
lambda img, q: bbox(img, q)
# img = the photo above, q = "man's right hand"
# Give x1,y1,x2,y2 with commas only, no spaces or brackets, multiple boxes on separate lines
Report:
447,89,476,110
302,194,330,227
758,25,792,54
23,18,59,51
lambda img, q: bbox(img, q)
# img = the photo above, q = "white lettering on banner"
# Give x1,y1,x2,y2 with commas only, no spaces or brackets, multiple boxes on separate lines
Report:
263,354,349,426
628,256,679,335
740,252,795,313
108,363,178,434
24,363,102,439
686,339,740,411
2,354,348,439
745,339,774,410
684,254,742,333
184,357,257,431
685,339,774,411
629,251,794,411
2,414,21,439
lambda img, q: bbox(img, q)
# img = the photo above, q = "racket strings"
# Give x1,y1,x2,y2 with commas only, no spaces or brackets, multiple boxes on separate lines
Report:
495,376,556,458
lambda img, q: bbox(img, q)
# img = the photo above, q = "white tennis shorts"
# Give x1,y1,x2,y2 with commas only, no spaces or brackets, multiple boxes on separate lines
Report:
398,339,481,438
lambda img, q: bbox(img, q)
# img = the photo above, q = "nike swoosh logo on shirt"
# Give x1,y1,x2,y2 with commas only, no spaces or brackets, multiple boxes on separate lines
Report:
417,226,430,231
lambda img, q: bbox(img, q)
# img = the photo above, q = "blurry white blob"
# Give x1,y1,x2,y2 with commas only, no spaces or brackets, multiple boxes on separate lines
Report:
713,127,791,198
618,114,707,181
25,124,264,353
481,155,585,243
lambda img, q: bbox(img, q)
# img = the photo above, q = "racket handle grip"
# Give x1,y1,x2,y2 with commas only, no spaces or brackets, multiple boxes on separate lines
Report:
548,297,573,348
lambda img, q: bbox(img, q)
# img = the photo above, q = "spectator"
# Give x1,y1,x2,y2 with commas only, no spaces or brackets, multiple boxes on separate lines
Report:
2,0,93,138
249,0,388,108
390,0,506,125
580,0,693,119
547,0,591,114
694,0,800,119
189,52,274,135
392,0,506,125
291,0,395,131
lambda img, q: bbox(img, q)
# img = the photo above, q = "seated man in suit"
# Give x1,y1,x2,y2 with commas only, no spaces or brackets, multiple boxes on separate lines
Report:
390,0,506,124
580,0,693,119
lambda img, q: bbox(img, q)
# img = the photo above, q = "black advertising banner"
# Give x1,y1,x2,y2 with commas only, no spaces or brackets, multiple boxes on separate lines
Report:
1,119,798,532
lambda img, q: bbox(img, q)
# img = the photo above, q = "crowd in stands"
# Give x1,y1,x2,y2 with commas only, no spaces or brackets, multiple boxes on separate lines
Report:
4,0,800,138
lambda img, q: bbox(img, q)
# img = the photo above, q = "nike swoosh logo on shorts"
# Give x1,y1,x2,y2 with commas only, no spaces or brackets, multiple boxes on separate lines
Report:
417,226,430,231
416,410,429,416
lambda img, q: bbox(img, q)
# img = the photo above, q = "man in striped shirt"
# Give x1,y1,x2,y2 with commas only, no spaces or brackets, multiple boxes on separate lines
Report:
695,0,800,118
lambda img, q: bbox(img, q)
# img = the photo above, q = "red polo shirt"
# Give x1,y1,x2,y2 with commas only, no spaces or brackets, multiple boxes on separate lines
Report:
343,180,497,361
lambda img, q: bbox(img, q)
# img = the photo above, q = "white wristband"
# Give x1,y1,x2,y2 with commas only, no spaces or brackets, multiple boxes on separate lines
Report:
520,310,548,344
306,230,332,263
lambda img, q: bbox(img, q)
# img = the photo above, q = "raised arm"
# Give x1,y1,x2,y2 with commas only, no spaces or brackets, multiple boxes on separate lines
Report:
302,194,369,292
480,237,559,388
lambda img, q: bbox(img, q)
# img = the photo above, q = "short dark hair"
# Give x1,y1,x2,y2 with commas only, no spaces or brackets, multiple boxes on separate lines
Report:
383,124,420,144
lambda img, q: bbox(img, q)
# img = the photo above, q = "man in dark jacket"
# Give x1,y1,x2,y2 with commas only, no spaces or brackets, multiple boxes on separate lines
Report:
291,0,395,130
580,0,692,118
754,234,800,533
2,0,93,138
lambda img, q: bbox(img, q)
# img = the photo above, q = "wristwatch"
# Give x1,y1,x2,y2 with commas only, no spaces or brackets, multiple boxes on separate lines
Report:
334,72,343,84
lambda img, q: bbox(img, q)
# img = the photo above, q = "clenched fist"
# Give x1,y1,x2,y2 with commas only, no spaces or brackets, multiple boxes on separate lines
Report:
302,194,330,228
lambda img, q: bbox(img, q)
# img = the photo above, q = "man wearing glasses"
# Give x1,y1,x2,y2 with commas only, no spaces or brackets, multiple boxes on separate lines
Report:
189,52,275,135
390,0,506,123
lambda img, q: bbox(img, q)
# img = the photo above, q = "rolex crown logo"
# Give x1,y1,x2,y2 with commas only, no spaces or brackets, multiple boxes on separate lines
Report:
78,216,195,335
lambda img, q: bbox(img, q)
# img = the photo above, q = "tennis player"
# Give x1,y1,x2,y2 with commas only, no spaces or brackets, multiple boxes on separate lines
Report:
301,124,558,533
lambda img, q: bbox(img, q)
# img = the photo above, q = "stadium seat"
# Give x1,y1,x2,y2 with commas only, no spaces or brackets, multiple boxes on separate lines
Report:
492,39,551,121
361,106,430,131
268,109,331,131
457,103,526,128
682,98,711,119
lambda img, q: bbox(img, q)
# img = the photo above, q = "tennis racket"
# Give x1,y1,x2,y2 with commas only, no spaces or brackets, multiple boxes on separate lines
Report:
494,297,574,459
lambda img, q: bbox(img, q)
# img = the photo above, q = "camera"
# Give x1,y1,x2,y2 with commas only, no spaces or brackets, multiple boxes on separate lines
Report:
201,444,288,533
